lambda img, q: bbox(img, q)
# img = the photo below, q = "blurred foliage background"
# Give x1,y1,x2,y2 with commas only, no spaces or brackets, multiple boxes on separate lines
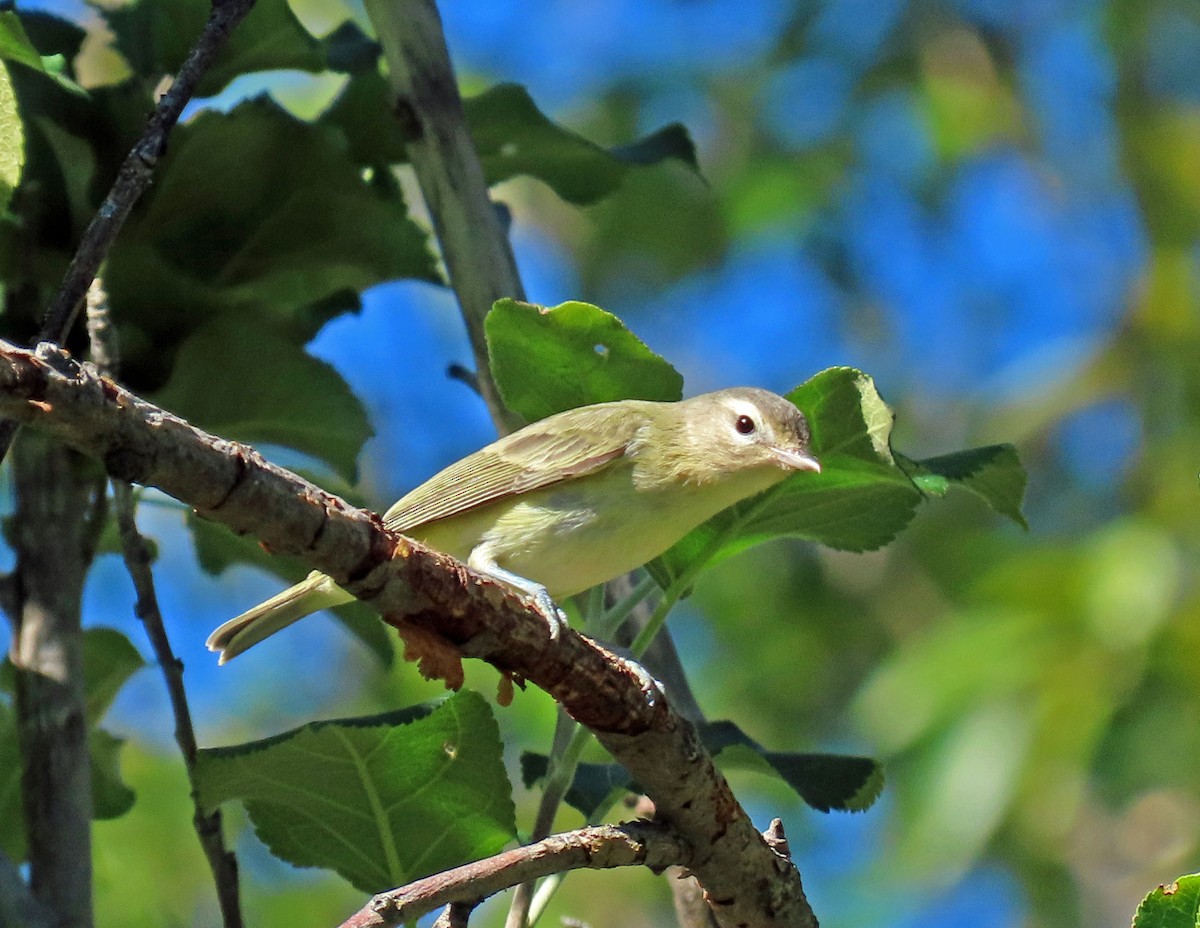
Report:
4,0,1199,926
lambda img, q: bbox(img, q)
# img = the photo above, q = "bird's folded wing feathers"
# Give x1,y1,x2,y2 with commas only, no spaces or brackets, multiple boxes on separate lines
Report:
383,404,647,533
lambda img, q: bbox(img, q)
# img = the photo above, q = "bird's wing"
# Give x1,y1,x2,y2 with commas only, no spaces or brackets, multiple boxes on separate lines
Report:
383,402,649,532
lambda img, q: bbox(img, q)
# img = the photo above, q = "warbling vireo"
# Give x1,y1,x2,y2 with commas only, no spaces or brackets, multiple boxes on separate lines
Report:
207,387,820,663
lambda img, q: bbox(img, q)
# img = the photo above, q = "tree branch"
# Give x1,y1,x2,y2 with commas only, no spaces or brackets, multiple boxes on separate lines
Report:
365,0,525,430
0,339,817,928
339,822,688,928
0,847,55,928
8,429,102,928
0,0,259,464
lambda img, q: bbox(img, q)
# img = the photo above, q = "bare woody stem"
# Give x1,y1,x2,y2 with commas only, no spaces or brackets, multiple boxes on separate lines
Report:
110,482,245,928
339,822,690,928
365,0,525,431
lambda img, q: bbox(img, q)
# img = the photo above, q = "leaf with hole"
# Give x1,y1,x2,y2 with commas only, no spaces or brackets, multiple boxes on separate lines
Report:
486,298,683,421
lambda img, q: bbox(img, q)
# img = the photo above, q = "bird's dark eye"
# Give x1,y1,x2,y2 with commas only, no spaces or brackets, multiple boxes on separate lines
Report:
735,414,756,435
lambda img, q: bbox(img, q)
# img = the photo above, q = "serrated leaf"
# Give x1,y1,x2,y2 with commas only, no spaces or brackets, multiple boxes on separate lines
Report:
153,318,373,482
188,513,393,666
106,97,437,390
107,0,323,97
905,445,1028,529
1132,873,1200,928
486,299,683,421
466,84,699,205
196,693,516,893
698,721,882,814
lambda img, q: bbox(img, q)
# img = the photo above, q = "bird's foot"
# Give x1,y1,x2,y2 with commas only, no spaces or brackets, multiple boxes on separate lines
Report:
530,587,569,641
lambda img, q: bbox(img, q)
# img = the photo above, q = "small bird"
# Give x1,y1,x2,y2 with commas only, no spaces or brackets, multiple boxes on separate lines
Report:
206,387,820,663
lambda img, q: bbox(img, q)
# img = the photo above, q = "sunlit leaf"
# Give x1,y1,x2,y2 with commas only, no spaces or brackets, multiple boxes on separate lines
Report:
196,693,516,893
487,298,683,421
0,60,21,213
1132,873,1200,928
0,10,85,94
904,445,1028,529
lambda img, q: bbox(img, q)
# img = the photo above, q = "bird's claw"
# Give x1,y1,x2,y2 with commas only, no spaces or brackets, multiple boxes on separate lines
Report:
531,588,569,640
619,656,663,709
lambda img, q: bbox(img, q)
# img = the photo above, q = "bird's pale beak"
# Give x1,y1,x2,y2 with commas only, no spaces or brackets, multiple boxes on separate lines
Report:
771,446,821,473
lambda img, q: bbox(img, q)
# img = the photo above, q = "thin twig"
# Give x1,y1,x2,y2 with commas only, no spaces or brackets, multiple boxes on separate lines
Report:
111,481,245,928
431,902,477,928
338,822,689,928
0,0,259,465
87,282,244,928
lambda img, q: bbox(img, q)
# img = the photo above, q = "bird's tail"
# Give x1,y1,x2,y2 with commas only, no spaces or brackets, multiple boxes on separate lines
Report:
206,571,354,664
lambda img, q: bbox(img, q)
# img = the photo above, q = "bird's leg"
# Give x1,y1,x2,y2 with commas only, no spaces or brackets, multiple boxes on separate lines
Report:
468,551,569,640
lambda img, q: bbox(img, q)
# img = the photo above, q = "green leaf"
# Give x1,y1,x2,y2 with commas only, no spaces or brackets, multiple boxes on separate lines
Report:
107,0,324,97
321,68,409,166
486,298,684,421
0,11,85,95
187,512,394,666
1132,873,1200,928
90,728,136,820
465,83,700,205
904,445,1028,529
698,721,883,813
0,59,21,213
82,627,145,724
31,115,95,228
196,693,516,893
105,97,437,390
153,318,373,482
